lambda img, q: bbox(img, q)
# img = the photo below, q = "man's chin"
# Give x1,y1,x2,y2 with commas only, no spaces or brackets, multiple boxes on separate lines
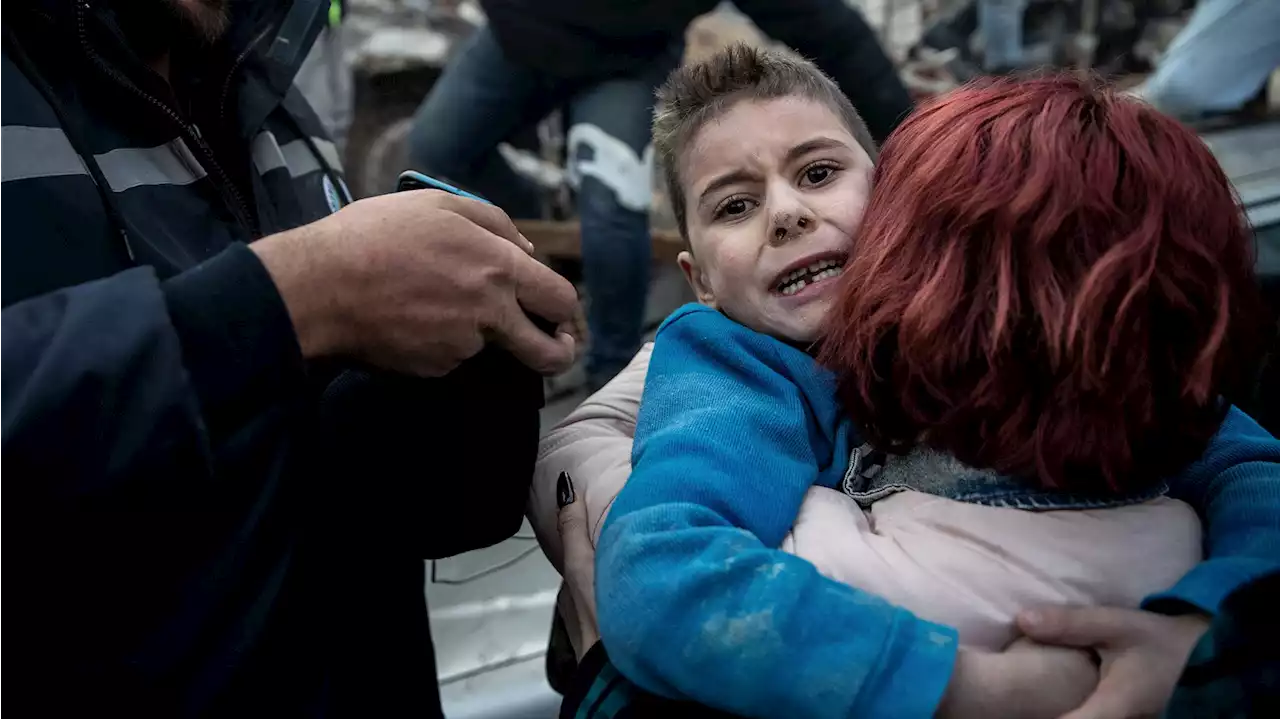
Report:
173,0,230,43
112,0,230,51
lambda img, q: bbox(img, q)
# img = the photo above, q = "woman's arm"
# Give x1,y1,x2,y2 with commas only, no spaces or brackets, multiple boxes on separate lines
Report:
529,343,652,572
1146,406,1280,615
596,307,958,719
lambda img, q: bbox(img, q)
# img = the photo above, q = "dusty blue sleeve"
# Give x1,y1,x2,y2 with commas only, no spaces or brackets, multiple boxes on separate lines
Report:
1145,406,1280,615
595,306,958,719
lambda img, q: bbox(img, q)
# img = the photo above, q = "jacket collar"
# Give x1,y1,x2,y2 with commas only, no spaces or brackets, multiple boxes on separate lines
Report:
12,0,327,138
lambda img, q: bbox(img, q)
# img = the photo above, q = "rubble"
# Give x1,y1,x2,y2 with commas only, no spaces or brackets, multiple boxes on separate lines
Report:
339,1,940,198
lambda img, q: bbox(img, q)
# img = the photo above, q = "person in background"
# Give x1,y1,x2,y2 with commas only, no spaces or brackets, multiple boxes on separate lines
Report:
3,0,577,715
1132,0,1280,119
408,0,914,391
977,0,1028,74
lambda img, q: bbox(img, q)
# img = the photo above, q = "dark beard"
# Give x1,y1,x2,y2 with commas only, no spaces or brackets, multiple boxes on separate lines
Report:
112,0,230,60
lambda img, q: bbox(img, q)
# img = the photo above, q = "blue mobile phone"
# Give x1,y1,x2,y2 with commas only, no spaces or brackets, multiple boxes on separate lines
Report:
396,169,560,338
396,170,492,204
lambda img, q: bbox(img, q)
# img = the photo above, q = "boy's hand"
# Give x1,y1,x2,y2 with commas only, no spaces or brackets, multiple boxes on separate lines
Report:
1017,606,1210,719
939,640,1098,719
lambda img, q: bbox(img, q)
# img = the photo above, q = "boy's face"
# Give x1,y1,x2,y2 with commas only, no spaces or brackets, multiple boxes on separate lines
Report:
678,96,873,344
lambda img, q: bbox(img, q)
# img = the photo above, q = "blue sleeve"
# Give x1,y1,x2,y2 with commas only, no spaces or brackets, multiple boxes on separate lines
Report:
1145,406,1280,615
595,307,957,719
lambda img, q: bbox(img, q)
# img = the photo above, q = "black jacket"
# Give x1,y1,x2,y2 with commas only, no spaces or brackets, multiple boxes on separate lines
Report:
480,0,913,142
2,1,541,715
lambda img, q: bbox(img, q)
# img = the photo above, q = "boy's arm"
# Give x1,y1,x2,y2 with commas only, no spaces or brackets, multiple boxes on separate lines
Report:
1145,406,1280,616
595,308,957,719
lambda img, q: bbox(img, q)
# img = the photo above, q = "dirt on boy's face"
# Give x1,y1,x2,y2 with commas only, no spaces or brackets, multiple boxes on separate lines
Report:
677,96,873,344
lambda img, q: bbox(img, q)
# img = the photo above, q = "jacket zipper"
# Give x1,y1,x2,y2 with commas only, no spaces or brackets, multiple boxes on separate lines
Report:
76,0,262,238
219,23,275,126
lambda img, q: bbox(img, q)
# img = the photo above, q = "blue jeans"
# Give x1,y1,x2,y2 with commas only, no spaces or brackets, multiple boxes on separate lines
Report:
1142,0,1280,115
407,27,682,387
977,0,1027,71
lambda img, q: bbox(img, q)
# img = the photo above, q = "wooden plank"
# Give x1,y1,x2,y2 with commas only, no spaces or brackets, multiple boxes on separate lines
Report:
517,219,686,264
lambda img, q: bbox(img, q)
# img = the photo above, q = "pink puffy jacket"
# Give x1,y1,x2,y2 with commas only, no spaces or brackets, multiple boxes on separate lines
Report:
529,345,1201,649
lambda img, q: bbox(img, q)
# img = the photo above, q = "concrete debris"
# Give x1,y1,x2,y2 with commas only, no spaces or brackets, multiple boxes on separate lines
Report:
347,0,483,73
356,27,453,73
345,1,927,74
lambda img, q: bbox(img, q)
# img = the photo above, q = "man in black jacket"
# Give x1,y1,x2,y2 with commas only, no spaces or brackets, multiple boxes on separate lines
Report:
2,0,577,715
408,0,914,391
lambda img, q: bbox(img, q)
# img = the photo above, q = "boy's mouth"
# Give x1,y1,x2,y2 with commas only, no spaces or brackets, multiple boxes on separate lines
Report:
771,253,848,296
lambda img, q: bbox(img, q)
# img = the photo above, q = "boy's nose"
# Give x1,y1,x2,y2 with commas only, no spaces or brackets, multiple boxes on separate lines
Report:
771,209,817,244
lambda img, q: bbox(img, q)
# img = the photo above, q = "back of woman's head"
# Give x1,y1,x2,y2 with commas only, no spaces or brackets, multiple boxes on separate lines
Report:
820,75,1265,493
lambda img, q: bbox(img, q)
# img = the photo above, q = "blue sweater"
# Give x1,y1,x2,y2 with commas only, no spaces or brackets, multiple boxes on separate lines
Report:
596,304,1280,719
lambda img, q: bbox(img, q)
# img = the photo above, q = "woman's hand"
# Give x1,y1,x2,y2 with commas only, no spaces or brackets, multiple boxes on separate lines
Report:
939,639,1098,719
556,472,600,660
1017,606,1211,719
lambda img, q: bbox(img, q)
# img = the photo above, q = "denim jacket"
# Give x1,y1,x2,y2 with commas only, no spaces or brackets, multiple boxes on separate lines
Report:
839,441,1168,511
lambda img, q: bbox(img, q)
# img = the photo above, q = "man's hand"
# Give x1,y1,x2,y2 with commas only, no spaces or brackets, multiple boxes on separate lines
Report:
252,190,579,376
1017,606,1211,719
939,640,1099,719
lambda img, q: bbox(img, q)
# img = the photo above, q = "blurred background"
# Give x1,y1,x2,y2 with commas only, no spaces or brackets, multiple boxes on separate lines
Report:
296,2,1279,717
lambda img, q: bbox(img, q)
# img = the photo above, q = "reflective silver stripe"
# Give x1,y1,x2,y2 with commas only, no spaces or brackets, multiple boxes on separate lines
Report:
95,138,208,192
310,136,344,174
252,131,344,178
280,137,323,177
2,126,90,182
3,127,207,190
251,131,289,174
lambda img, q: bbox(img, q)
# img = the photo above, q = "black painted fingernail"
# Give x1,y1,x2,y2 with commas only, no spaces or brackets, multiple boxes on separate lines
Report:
557,471,576,508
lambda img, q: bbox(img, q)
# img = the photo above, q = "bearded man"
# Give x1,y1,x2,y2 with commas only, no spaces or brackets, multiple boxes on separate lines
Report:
3,1,578,715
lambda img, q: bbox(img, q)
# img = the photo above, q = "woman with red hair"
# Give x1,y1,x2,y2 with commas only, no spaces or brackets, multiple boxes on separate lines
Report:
822,74,1267,496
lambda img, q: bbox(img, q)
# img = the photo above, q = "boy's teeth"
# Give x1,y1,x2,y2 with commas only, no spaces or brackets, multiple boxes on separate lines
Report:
781,259,839,286
778,264,844,295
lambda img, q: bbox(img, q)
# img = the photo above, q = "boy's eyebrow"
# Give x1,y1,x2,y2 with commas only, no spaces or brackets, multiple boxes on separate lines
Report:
697,169,756,209
783,136,851,165
695,136,854,209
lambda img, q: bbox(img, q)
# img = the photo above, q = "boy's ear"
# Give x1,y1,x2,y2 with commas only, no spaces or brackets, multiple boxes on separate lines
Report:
678,250,718,308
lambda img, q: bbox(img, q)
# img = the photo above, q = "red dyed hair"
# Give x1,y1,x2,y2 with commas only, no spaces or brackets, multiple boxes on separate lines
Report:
819,75,1265,493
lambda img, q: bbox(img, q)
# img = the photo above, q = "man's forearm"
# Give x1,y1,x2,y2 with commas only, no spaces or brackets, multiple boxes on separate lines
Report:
250,223,350,360
165,242,310,444
4,255,305,496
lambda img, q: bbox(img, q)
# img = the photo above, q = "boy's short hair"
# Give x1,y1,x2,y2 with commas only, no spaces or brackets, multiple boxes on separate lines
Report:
653,44,876,242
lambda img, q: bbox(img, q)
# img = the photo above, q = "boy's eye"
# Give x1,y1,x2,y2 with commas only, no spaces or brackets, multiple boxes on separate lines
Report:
714,196,756,220
800,163,838,187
